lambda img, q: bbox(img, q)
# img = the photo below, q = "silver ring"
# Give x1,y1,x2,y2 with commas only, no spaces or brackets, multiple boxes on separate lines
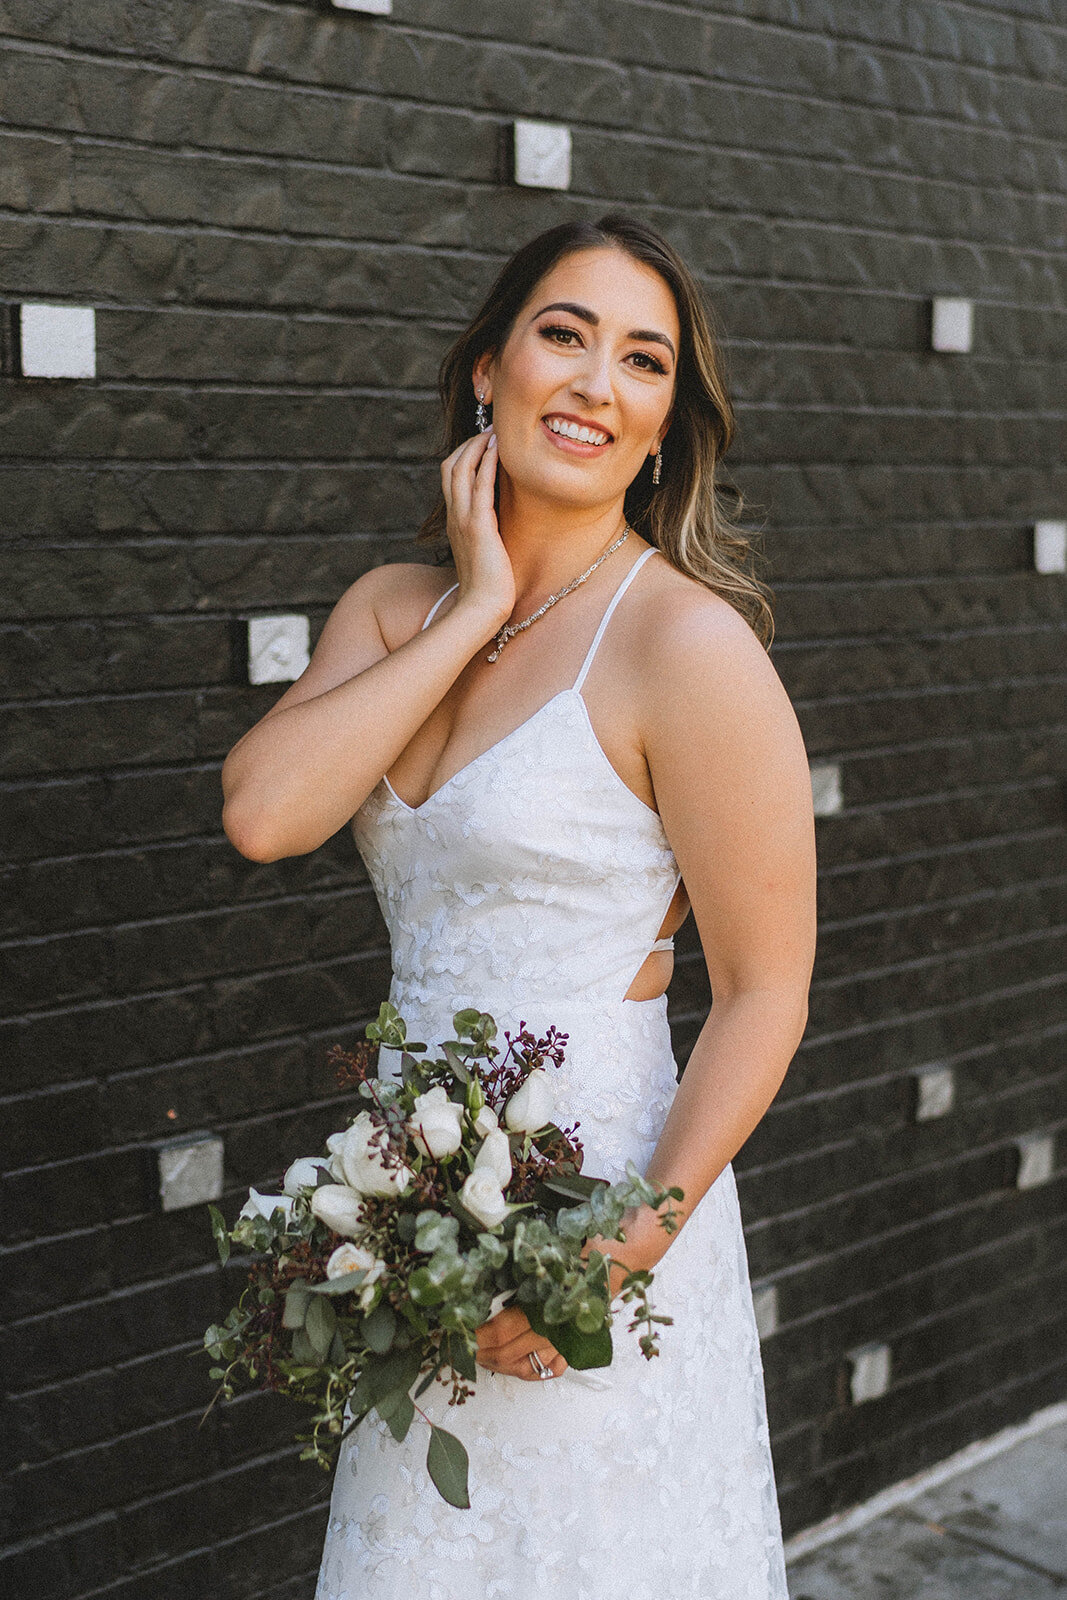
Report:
528,1350,555,1380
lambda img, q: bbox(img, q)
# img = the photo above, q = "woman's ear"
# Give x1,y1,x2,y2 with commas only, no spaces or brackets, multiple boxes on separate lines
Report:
472,352,494,405
650,409,673,459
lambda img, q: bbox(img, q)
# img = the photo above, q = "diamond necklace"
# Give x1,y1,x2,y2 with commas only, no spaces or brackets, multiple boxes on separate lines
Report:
487,526,631,662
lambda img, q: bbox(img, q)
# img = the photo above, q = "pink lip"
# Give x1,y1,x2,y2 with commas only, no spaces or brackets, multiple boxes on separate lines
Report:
540,415,613,455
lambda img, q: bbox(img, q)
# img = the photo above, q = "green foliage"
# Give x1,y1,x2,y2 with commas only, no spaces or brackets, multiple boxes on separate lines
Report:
200,1003,685,1506
362,1302,397,1354
209,1204,231,1264
427,1425,470,1509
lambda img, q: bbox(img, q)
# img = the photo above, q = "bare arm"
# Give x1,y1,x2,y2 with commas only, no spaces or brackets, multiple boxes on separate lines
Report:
221,431,513,861
591,593,817,1286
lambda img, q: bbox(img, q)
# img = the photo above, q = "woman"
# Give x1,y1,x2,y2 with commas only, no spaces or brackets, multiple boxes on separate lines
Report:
222,213,816,1600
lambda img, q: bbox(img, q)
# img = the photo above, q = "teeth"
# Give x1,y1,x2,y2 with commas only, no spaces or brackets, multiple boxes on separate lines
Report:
546,417,609,445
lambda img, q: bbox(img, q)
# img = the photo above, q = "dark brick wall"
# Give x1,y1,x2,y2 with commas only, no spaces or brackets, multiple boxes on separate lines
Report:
2,0,1064,1593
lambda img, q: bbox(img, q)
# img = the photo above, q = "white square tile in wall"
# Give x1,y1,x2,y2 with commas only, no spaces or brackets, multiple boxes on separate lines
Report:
248,615,311,685
1033,521,1066,574
930,297,974,353
1016,1132,1055,1191
332,0,392,10
810,761,843,817
914,1066,955,1122
159,1134,225,1212
847,1342,891,1404
514,120,572,190
19,303,96,378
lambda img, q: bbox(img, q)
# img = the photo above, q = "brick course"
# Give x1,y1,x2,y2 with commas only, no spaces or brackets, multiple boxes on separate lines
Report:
1,1,1064,1595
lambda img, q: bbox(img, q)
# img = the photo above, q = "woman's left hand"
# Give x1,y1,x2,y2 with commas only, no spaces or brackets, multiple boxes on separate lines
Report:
475,1303,568,1381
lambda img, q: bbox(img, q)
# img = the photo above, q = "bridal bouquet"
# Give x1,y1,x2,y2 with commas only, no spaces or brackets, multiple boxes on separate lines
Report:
203,1003,683,1507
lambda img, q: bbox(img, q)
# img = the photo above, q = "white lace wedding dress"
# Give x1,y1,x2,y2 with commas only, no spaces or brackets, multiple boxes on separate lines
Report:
315,548,788,1600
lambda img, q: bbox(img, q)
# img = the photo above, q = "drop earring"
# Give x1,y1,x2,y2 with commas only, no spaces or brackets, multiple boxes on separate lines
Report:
652,448,663,486
475,392,489,432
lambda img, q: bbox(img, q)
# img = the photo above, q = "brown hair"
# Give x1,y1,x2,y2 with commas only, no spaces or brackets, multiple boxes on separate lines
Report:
417,212,774,647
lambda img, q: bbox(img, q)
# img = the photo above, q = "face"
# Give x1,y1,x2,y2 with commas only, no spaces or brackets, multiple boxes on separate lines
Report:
474,247,679,512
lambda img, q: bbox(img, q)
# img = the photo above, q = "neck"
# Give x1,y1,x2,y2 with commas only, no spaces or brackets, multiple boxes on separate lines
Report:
495,475,630,601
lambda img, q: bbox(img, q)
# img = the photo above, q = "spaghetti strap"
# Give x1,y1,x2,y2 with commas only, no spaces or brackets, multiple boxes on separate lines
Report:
420,582,459,632
573,546,657,693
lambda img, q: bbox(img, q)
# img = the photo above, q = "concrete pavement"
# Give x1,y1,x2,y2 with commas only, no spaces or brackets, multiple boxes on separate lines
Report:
786,1406,1067,1598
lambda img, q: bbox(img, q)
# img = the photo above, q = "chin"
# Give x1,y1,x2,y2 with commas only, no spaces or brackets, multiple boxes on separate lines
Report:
502,454,630,510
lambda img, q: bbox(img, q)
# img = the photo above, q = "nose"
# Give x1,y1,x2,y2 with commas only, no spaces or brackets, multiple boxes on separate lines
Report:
569,344,614,410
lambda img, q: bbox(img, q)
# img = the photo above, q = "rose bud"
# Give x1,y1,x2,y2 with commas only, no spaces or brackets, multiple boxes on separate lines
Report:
406,1085,464,1160
473,1102,499,1138
459,1169,511,1230
503,1067,555,1134
310,1183,367,1237
473,1127,512,1187
282,1155,330,1196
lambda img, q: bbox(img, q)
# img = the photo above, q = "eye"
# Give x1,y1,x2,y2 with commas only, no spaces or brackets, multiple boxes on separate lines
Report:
629,350,668,375
540,323,583,345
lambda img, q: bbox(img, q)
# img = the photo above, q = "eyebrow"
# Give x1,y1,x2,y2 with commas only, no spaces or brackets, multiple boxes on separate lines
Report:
531,301,677,362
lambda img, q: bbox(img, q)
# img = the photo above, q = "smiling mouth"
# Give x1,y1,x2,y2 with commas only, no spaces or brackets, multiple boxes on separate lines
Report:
542,415,612,447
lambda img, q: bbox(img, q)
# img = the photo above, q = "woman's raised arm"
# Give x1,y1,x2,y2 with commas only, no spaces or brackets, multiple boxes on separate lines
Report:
221,431,512,862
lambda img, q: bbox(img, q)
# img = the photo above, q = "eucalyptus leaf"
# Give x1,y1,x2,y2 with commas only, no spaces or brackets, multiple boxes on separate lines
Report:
540,1173,605,1201
414,1361,443,1399
305,1293,337,1360
408,1266,445,1307
379,1388,414,1443
208,1204,231,1265
282,1284,310,1330
526,1301,613,1369
443,1330,478,1383
400,1051,421,1086
291,1326,320,1366
362,1302,397,1354
442,1043,469,1082
307,1267,369,1296
350,1345,423,1416
427,1425,470,1509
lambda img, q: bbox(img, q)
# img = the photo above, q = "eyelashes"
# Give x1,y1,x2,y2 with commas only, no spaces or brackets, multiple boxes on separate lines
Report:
538,324,669,376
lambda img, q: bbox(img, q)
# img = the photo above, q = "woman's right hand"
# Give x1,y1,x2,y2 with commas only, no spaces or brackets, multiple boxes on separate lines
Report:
441,430,515,631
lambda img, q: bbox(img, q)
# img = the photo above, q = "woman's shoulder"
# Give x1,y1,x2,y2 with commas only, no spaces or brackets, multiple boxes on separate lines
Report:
638,553,770,673
332,559,458,652
635,556,805,780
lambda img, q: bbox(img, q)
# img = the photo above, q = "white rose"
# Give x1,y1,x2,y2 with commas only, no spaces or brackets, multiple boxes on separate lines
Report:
239,1187,295,1224
326,1241,386,1310
473,1103,499,1137
504,1067,555,1134
473,1127,512,1188
324,1131,349,1181
310,1183,367,1237
339,1112,411,1198
282,1155,330,1196
406,1085,464,1160
460,1169,510,1230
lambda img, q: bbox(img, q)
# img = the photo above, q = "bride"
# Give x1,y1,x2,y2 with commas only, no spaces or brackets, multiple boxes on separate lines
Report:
222,213,816,1600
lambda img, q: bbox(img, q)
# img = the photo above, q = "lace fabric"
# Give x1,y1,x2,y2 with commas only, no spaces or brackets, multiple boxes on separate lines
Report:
316,550,788,1599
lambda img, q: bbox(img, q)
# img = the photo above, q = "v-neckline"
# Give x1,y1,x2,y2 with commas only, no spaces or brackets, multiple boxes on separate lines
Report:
381,690,574,816
378,688,662,822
